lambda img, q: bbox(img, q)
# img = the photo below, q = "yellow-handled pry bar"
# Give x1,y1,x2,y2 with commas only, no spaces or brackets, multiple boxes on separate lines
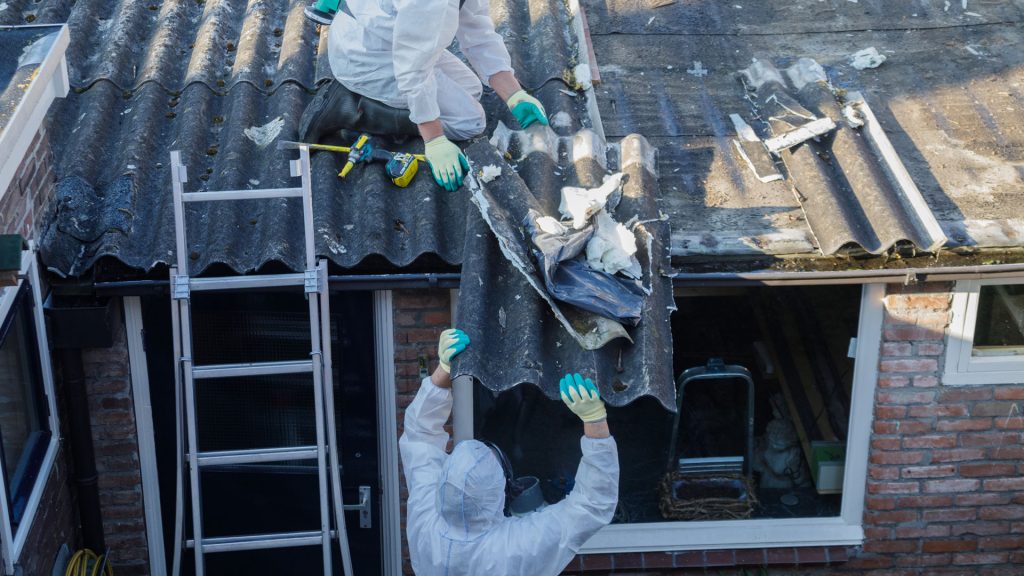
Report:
277,140,426,161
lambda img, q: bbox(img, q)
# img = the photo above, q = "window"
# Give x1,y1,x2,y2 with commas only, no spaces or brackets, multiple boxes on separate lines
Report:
0,249,59,574
472,284,883,552
945,279,1024,385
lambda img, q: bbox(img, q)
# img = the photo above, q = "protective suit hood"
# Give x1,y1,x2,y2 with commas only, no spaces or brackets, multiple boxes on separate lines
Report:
436,439,505,541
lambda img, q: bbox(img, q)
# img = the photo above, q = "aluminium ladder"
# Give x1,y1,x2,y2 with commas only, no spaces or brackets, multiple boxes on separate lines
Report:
167,147,354,576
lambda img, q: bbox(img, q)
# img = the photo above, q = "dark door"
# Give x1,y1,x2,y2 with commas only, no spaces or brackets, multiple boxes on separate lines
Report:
143,290,381,575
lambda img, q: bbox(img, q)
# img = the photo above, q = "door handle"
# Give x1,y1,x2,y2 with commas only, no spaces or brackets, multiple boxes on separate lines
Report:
342,485,372,529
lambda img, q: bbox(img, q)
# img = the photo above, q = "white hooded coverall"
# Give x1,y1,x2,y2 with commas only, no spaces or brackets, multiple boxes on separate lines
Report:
327,0,514,140
399,377,620,576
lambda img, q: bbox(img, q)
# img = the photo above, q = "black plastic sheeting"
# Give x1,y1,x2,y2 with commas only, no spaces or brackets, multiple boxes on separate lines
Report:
12,0,598,277
453,135,676,411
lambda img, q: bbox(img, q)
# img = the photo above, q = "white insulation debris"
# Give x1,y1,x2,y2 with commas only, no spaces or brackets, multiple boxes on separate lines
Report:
559,172,626,230
850,47,886,70
243,116,285,147
479,164,502,183
586,211,641,278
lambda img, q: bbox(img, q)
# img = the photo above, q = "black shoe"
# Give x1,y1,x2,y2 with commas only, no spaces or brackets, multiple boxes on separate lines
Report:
304,5,335,25
298,81,418,143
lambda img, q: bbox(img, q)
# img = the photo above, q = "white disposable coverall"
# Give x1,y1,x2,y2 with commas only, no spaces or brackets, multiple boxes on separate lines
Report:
399,377,620,576
327,0,514,140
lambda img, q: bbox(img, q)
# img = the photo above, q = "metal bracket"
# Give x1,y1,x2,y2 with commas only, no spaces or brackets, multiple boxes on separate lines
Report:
172,274,190,300
304,269,319,294
342,485,372,529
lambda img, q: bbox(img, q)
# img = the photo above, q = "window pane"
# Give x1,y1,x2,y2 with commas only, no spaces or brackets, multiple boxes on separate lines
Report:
0,285,49,530
973,285,1024,356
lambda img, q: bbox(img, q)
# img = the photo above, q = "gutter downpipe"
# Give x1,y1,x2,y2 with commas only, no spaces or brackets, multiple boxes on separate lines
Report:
59,348,106,553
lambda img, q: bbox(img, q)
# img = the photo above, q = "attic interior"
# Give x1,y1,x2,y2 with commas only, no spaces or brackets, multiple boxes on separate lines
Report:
476,284,862,523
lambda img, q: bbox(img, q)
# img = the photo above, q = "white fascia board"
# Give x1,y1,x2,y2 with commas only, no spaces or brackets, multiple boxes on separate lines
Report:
0,24,70,203
580,517,864,553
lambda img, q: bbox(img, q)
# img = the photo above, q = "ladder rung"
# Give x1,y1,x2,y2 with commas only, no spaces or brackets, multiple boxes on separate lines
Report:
196,446,319,467
187,531,323,554
181,188,303,202
188,274,306,292
192,359,313,379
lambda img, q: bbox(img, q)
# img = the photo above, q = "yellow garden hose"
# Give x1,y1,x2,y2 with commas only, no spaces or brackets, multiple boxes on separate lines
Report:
64,549,113,576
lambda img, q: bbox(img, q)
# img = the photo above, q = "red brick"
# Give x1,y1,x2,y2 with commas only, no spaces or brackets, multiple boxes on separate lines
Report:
867,509,919,524
896,494,954,508
734,548,766,565
932,448,986,462
894,524,951,538
951,521,1011,536
672,551,704,568
870,466,900,480
878,375,911,388
883,326,943,342
903,435,957,449
960,463,1016,477
994,387,1024,400
765,548,797,564
880,359,939,373
866,496,897,510
979,506,1024,520
876,405,907,419
937,418,994,432
871,451,925,465
842,555,894,570
868,481,920,494
916,342,945,356
923,508,977,522
995,417,1024,429
939,388,993,402
922,539,978,553
952,552,1008,565
703,550,734,567
580,553,613,571
989,446,1024,460
961,432,1020,447
913,375,940,388
612,552,643,569
973,402,1023,417
908,404,970,418
641,552,674,569
923,479,981,493
864,526,893,540
872,437,901,450
956,493,1013,506
881,342,913,356
978,536,1024,550
863,539,918,554
889,293,951,309
903,465,956,479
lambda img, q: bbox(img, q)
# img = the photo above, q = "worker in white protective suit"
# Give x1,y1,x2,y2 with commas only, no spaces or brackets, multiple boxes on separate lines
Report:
400,329,619,576
298,0,548,192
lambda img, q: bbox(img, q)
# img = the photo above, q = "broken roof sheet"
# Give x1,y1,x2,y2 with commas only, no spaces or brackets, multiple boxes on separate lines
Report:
585,0,1024,260
455,133,675,410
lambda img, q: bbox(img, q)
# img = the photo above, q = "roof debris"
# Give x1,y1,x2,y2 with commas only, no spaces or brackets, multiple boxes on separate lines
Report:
850,47,886,70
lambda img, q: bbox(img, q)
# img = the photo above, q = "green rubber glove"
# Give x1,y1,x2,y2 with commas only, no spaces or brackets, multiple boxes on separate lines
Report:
560,373,606,423
438,328,470,373
507,90,549,129
424,136,470,192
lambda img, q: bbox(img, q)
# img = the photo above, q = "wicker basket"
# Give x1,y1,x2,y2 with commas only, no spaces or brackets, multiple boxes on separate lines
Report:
658,472,758,521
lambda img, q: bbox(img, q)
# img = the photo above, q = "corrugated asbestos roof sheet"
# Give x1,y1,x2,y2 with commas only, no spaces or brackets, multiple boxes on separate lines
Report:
584,0,1024,260
455,133,675,410
0,0,591,276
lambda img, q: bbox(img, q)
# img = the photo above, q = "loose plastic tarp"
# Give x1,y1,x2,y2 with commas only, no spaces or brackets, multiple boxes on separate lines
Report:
524,209,645,326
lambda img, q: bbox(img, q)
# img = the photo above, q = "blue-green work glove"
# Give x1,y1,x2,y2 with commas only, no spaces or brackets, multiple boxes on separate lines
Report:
425,136,470,192
559,373,606,423
438,328,470,373
507,90,549,129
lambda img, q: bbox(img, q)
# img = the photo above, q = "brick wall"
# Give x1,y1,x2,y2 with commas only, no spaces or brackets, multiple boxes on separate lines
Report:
0,124,57,238
83,303,150,576
392,289,452,575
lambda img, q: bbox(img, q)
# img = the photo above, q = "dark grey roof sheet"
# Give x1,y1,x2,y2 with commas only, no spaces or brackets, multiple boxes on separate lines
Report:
455,134,675,410
9,0,594,277
585,0,1024,260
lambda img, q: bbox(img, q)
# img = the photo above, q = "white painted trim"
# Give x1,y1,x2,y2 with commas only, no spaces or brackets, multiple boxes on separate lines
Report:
944,278,1024,385
0,24,70,201
0,249,61,573
373,291,402,576
578,284,883,553
124,297,168,576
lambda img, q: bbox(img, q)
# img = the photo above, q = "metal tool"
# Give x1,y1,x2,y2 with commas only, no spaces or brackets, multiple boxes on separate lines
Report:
168,146,355,576
279,136,426,188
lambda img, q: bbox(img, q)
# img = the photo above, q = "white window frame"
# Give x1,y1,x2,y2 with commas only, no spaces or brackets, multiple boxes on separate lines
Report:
945,278,1024,386
0,248,60,574
570,283,884,553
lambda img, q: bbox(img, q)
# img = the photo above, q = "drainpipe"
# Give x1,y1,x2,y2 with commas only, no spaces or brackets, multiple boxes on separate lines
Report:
59,347,105,552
